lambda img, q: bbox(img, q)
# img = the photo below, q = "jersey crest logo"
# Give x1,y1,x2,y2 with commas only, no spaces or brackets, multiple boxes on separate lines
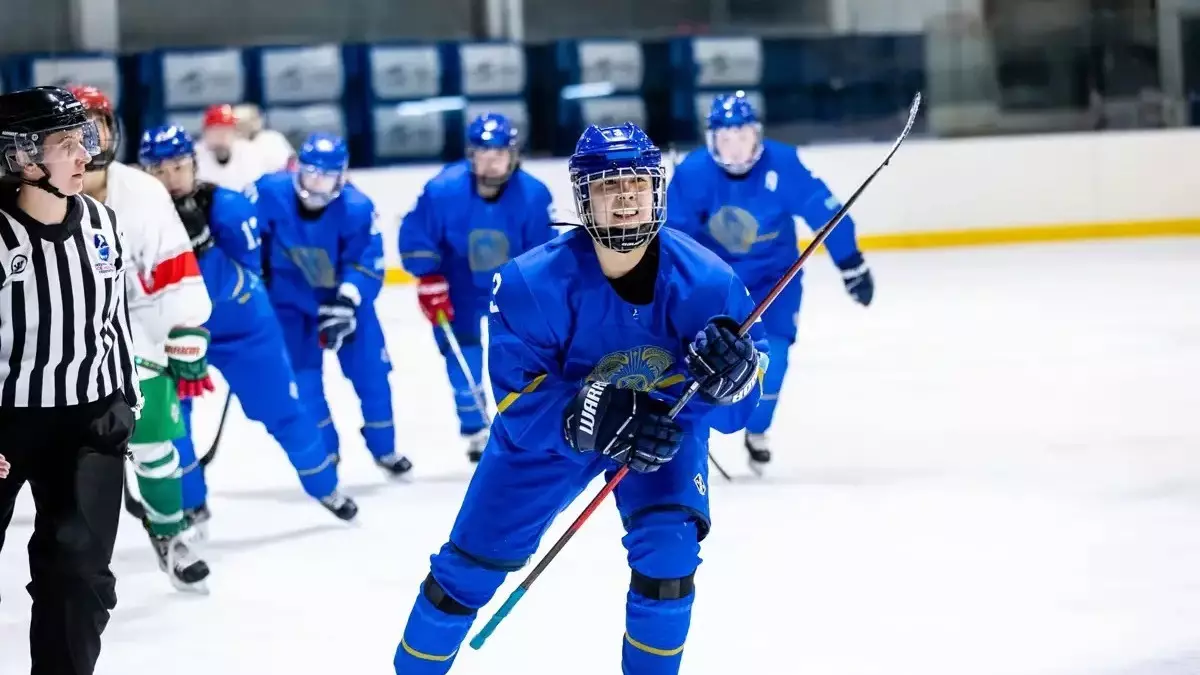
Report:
708,206,777,254
10,254,27,276
705,204,763,253
765,170,778,192
93,233,111,261
586,345,676,393
91,233,116,276
468,229,511,273
286,247,338,288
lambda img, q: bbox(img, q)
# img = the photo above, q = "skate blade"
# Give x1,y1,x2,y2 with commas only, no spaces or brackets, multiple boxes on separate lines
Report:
171,578,211,595
380,467,414,483
747,459,768,478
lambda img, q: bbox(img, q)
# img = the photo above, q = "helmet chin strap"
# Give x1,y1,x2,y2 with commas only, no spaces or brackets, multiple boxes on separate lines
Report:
590,223,657,252
21,163,69,199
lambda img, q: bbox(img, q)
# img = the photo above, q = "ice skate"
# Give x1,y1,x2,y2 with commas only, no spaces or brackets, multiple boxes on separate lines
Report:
465,429,488,463
745,432,771,476
320,490,359,521
184,502,212,543
376,452,414,479
151,528,210,594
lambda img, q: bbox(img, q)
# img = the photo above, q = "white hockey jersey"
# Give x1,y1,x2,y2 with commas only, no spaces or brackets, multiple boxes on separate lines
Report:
105,162,212,375
195,138,270,192
250,129,296,175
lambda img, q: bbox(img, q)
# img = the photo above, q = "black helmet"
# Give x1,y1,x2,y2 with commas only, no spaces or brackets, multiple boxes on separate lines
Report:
0,86,99,197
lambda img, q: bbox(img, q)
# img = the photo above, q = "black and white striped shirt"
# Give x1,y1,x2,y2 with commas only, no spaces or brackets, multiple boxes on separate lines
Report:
0,183,139,409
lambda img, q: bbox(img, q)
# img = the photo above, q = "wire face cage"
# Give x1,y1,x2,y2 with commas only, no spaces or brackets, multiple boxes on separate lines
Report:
573,165,666,252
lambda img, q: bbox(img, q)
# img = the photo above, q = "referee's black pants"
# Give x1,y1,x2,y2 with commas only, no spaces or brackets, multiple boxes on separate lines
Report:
0,392,135,675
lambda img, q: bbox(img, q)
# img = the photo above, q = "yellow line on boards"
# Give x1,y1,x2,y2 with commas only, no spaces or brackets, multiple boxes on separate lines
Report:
381,219,1200,285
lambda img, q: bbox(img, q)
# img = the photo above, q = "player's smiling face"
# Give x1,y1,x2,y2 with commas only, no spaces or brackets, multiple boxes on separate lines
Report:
590,174,653,229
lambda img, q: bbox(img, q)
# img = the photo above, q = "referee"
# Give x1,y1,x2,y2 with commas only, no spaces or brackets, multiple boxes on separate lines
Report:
0,86,140,674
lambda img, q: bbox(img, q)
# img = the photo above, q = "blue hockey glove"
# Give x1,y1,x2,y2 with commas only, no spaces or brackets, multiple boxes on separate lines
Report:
685,315,760,405
562,381,683,473
836,252,874,306
318,291,358,352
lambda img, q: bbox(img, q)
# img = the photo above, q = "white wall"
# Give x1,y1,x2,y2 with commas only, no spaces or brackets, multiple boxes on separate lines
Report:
827,0,982,33
351,129,1200,267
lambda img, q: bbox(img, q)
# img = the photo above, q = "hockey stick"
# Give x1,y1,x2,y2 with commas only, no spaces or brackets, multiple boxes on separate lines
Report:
122,356,169,520
199,391,233,468
469,92,922,650
122,469,147,520
665,145,734,483
122,380,233,519
437,312,492,427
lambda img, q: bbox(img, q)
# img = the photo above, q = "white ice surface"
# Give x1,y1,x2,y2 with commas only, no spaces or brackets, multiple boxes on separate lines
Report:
3,238,1200,675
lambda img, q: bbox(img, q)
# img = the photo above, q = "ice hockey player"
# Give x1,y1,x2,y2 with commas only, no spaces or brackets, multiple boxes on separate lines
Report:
232,103,296,174
252,132,411,476
71,85,213,590
392,122,769,674
139,125,357,522
398,112,556,463
666,91,874,472
194,103,268,191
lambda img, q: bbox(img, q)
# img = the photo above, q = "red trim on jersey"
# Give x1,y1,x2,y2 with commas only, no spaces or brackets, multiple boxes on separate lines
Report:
141,250,202,295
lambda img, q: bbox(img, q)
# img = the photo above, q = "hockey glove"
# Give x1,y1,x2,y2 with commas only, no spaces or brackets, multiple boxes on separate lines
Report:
417,274,454,324
836,252,874,306
166,327,215,399
173,193,215,255
563,381,683,473
318,287,358,352
685,315,760,405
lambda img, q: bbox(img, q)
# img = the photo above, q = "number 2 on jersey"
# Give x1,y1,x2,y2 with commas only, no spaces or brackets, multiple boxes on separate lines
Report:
489,272,502,314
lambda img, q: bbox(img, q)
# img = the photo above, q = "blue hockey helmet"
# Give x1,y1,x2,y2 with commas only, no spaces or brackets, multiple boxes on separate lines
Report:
294,132,348,210
568,122,665,253
138,125,199,197
706,91,763,175
466,112,519,189
138,125,195,165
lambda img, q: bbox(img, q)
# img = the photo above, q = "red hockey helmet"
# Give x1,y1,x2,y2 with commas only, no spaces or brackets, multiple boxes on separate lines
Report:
67,84,119,171
203,104,237,129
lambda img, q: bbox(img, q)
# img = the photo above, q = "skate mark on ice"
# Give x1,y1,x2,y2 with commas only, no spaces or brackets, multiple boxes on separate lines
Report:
1090,649,1200,675
209,481,393,504
109,523,344,571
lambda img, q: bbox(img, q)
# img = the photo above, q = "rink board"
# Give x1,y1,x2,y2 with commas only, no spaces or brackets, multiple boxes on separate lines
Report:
349,128,1200,284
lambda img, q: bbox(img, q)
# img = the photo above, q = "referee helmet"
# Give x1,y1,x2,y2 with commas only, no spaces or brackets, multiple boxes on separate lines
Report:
0,86,101,197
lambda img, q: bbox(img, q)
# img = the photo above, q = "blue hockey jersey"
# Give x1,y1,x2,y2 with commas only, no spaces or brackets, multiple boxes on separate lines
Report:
486,227,770,457
251,172,385,315
398,162,555,311
197,183,262,304
666,139,861,290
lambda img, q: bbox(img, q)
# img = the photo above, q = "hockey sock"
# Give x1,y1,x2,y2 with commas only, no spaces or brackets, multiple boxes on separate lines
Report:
622,591,693,675
361,419,396,459
280,433,338,498
621,512,700,675
396,543,513,674
443,345,487,435
746,335,791,434
394,587,474,675
130,442,186,538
